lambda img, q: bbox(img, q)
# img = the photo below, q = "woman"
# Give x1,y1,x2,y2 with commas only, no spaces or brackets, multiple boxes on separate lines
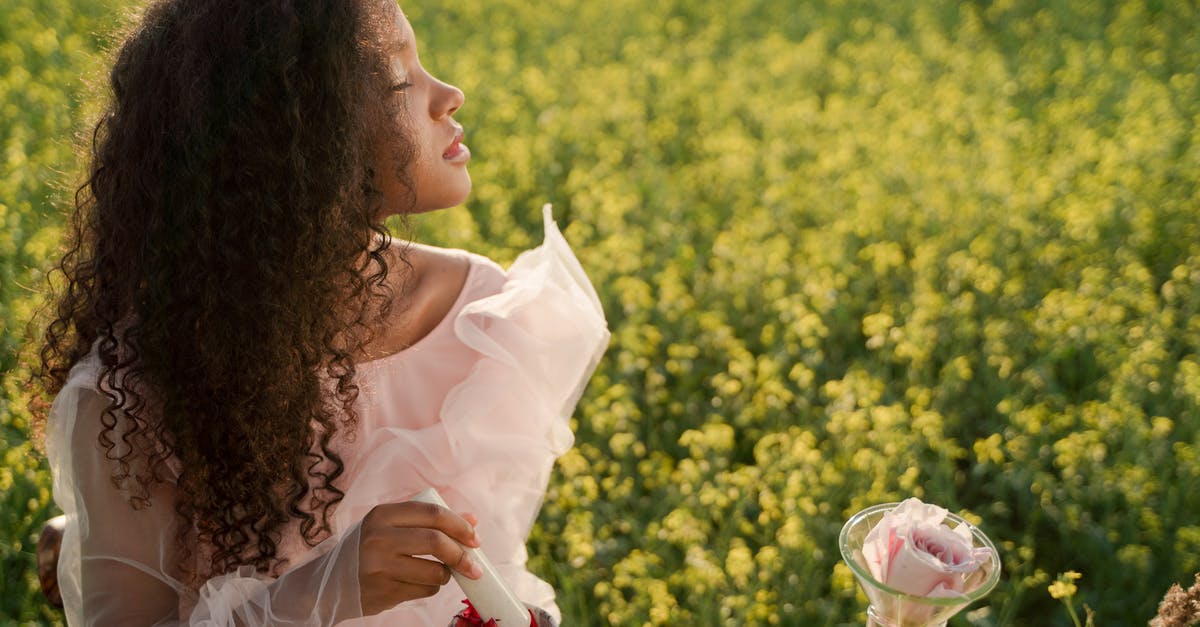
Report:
34,0,608,624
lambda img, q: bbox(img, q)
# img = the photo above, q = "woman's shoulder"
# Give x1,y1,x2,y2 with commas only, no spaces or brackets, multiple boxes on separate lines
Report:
398,242,506,305
360,242,505,361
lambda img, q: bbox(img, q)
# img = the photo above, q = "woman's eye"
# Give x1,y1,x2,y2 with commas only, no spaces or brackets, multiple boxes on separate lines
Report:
391,81,412,92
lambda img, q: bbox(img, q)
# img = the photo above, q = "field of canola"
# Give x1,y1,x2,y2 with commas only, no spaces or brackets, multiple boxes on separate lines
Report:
1,0,1198,624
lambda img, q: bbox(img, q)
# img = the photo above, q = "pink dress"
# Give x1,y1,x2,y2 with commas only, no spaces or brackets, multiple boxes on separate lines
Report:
47,208,610,625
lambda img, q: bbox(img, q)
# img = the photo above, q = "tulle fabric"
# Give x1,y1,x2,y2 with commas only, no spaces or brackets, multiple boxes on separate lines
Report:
47,207,609,625
47,364,367,626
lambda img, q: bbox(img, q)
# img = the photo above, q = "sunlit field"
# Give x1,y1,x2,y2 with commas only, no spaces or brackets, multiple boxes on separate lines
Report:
2,0,1198,624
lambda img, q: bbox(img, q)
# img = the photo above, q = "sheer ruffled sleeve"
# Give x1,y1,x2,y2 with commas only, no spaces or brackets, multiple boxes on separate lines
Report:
328,206,610,625
47,206,610,626
450,203,610,456
47,362,365,626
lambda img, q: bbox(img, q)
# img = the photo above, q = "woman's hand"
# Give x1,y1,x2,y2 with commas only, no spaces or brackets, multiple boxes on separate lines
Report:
358,500,484,616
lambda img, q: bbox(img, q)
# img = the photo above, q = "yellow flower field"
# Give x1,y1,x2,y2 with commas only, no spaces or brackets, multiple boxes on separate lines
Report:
1,0,1197,624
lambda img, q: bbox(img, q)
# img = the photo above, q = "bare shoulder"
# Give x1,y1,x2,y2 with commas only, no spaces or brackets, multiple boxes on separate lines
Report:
402,242,471,297
362,241,471,360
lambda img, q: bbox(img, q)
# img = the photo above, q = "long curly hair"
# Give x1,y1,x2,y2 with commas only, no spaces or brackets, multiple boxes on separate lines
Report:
35,0,414,581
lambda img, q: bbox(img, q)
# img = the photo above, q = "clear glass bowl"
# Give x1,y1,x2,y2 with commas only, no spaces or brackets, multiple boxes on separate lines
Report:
838,502,1002,627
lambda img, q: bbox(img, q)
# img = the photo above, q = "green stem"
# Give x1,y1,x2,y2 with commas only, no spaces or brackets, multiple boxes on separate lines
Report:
1064,599,1082,627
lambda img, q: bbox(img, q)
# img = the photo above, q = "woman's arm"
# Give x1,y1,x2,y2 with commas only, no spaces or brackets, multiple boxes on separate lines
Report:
51,384,195,624
49,384,477,625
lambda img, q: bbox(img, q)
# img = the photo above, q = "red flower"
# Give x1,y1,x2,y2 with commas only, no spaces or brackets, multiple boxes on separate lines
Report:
451,599,536,627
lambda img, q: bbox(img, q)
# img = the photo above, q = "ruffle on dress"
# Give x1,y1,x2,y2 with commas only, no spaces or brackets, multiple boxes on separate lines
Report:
47,205,609,626
331,205,610,625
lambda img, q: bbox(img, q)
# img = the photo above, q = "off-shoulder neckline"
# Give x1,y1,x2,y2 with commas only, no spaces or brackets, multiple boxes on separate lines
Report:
355,248,481,368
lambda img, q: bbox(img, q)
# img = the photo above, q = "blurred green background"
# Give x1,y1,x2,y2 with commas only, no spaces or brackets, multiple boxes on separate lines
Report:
2,0,1198,624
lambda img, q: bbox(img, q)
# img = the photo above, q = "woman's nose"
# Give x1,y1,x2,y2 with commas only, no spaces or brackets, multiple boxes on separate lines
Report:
431,78,464,119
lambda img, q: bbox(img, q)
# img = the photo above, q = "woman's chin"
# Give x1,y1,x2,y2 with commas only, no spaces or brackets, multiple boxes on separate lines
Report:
414,182,472,214
379,189,472,219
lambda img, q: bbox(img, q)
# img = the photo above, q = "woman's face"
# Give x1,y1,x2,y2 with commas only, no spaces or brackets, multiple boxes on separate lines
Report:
374,6,470,216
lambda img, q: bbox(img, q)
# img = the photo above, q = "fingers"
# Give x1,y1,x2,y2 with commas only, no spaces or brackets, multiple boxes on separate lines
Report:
378,526,483,579
368,500,480,548
361,501,484,579
360,554,449,589
384,554,453,587
359,553,455,614
358,501,489,616
360,579,442,610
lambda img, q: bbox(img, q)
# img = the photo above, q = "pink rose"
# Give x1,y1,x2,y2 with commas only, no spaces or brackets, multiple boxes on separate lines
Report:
862,498,993,598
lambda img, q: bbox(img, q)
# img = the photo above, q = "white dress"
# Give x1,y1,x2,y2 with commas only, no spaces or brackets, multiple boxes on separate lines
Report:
47,207,610,625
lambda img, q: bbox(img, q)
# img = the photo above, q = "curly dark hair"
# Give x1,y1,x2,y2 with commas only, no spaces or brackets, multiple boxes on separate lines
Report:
35,0,415,582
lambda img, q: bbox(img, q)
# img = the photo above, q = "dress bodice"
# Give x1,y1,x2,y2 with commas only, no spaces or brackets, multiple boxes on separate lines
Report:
48,207,609,626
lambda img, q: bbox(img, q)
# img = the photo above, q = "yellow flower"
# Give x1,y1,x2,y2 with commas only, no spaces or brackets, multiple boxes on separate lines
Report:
1048,572,1082,599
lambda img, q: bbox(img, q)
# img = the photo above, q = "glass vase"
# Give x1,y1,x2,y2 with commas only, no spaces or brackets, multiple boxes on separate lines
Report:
838,503,1001,627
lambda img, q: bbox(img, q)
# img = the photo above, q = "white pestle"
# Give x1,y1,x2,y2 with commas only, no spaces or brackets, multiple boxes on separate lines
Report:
410,488,531,626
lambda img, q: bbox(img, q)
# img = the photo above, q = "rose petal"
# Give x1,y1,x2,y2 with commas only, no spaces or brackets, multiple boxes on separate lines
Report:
883,536,959,596
860,498,993,599
892,497,950,527
953,520,973,543
862,516,893,582
911,523,977,570
926,580,966,598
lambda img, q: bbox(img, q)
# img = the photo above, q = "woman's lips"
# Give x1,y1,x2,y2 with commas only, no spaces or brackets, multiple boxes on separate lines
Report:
443,132,470,163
